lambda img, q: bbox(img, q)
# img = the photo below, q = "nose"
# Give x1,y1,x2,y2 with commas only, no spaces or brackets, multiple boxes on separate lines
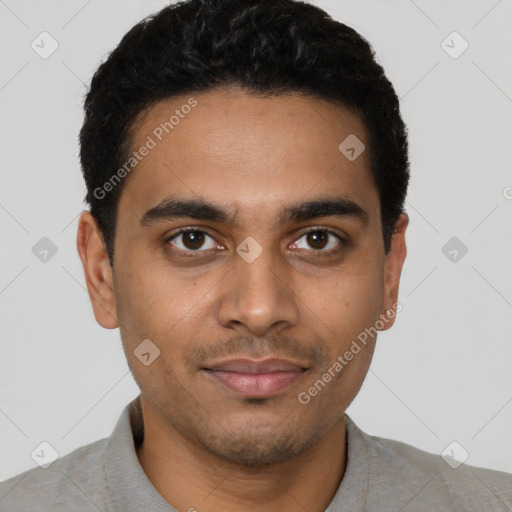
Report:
216,243,299,338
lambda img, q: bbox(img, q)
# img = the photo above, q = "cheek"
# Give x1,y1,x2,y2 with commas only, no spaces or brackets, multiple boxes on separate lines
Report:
113,262,210,396
302,262,383,340
113,257,218,351
297,272,381,413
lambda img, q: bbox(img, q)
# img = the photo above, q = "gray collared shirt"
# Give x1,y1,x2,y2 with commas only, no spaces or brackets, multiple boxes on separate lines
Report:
1,394,511,511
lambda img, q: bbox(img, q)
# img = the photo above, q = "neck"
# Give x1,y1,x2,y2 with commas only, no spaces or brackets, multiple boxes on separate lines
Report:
136,398,347,512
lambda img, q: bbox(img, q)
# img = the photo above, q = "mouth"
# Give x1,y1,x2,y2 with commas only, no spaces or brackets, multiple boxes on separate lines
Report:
201,357,309,398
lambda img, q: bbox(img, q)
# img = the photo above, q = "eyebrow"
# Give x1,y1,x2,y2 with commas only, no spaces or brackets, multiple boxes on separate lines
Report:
139,195,369,227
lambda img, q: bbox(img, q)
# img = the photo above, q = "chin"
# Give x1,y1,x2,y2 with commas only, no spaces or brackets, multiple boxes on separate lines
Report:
197,423,322,468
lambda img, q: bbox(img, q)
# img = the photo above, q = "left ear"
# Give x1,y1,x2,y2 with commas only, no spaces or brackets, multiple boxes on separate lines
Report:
378,212,409,331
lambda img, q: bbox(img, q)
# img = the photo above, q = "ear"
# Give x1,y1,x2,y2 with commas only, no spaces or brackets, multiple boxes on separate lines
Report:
378,212,409,331
76,211,119,329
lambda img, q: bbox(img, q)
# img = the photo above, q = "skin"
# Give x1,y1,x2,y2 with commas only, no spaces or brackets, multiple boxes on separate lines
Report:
77,86,408,512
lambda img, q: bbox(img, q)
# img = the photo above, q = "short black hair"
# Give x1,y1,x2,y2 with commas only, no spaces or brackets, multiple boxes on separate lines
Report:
79,0,409,266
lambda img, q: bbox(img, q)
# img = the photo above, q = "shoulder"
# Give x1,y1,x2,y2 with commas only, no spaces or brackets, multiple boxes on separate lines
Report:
0,437,110,511
346,416,512,511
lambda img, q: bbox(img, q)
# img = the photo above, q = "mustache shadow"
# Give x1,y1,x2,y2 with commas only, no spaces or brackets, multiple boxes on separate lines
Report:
183,332,330,371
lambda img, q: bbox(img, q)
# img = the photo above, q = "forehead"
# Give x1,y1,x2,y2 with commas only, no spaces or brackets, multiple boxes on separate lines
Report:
118,88,379,225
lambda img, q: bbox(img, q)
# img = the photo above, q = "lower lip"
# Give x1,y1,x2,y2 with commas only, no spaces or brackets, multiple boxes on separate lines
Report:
202,369,306,397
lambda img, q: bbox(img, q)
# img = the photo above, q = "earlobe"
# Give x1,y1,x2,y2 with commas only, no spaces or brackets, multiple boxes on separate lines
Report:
76,211,119,329
378,212,409,331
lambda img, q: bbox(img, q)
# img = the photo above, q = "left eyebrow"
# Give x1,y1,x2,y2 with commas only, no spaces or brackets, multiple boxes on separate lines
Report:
281,196,369,226
139,195,369,227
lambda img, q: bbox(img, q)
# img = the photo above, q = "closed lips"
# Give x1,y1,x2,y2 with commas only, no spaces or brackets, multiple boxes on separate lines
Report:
203,358,308,374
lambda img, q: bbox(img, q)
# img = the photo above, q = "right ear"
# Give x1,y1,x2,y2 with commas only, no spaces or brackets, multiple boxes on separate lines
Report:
76,211,119,329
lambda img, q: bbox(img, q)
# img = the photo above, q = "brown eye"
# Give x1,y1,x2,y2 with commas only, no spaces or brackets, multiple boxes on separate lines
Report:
306,231,329,249
182,231,205,250
167,229,218,252
291,229,346,252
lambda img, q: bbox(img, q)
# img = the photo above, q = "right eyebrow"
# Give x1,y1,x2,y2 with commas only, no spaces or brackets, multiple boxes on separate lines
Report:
139,197,234,227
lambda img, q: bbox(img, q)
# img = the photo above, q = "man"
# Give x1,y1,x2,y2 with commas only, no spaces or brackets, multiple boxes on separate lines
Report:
1,0,510,510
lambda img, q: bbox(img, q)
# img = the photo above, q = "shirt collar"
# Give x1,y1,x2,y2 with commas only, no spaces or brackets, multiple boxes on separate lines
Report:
104,394,177,511
326,414,370,510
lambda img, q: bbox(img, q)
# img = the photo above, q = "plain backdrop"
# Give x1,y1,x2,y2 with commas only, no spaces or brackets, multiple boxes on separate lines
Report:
1,0,511,482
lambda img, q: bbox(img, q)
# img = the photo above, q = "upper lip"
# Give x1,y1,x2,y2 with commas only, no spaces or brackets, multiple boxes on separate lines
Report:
203,357,308,374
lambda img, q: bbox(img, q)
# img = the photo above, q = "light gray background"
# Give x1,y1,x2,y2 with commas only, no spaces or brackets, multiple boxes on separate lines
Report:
1,0,511,482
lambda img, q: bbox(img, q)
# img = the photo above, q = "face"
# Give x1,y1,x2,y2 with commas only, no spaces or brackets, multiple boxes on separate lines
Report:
77,86,408,467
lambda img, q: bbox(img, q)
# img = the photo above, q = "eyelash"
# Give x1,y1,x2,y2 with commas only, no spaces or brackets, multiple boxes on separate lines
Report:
164,226,348,256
